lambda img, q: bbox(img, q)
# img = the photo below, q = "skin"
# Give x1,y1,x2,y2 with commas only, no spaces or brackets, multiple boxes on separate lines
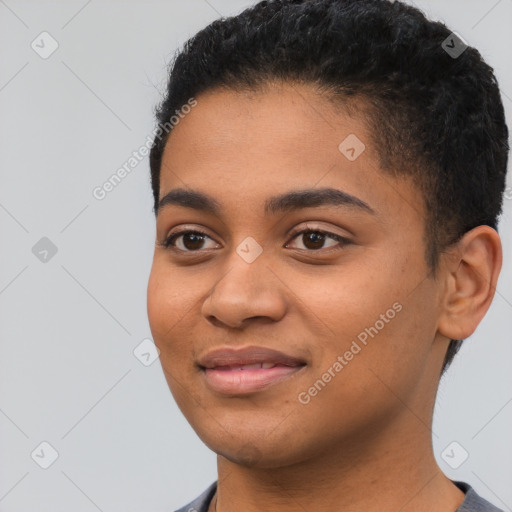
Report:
146,82,502,512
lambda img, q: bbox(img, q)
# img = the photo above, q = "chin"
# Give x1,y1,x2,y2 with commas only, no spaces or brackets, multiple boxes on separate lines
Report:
197,426,310,469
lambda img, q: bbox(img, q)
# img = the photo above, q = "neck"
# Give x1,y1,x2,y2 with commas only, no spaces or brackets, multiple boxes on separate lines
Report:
213,414,465,512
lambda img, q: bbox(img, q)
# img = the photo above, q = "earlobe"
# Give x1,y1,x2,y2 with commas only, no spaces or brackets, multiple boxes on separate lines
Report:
437,226,502,341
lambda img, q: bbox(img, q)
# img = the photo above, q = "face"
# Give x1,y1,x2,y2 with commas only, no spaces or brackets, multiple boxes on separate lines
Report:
147,83,447,468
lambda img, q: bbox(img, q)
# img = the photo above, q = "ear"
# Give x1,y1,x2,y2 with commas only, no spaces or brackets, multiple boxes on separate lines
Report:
437,226,502,341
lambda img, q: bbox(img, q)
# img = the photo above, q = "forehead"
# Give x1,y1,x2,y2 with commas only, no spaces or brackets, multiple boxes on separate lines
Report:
159,83,423,222
162,83,369,173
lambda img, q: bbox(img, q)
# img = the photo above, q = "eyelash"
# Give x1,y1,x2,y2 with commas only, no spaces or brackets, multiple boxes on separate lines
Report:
159,226,350,254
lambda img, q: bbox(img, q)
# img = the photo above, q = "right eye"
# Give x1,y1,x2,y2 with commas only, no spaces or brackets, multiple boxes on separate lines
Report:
160,229,220,252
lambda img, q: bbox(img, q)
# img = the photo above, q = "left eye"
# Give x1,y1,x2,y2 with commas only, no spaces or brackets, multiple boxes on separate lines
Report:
285,229,349,251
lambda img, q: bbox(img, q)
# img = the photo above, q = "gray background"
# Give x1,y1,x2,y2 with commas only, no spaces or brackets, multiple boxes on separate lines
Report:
0,0,510,511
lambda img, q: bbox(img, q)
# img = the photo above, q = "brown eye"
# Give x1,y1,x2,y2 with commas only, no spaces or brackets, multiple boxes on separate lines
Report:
286,228,350,252
301,231,327,250
180,233,207,250
163,230,219,251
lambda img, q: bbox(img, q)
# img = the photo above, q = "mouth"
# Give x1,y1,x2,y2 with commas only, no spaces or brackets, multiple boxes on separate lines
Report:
197,346,307,395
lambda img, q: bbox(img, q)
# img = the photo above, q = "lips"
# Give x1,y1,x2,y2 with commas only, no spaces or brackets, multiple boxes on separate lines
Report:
197,346,307,395
213,362,283,370
197,346,307,369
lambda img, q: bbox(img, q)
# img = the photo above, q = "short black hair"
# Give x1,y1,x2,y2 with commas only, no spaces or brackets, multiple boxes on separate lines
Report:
149,0,509,374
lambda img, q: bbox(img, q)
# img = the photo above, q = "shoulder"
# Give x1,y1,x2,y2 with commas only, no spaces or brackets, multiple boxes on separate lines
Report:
172,480,505,512
454,481,505,512
173,481,217,512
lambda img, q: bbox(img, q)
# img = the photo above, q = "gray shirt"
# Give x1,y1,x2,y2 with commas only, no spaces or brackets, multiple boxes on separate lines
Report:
174,480,504,512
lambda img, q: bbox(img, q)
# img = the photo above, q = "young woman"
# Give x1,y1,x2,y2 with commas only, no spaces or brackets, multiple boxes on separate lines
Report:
146,1,508,510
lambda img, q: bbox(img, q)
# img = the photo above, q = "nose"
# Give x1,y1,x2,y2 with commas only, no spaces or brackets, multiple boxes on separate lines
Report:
201,256,287,329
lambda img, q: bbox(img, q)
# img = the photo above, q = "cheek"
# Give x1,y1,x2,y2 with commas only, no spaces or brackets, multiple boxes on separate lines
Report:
299,262,401,343
147,260,202,368
302,249,436,372
147,267,173,341
147,263,205,411
148,260,196,331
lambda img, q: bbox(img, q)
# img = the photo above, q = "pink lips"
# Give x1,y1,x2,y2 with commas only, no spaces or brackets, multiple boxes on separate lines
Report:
197,346,307,395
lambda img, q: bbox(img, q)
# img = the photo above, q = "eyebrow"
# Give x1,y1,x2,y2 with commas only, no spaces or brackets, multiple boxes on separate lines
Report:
157,187,375,216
